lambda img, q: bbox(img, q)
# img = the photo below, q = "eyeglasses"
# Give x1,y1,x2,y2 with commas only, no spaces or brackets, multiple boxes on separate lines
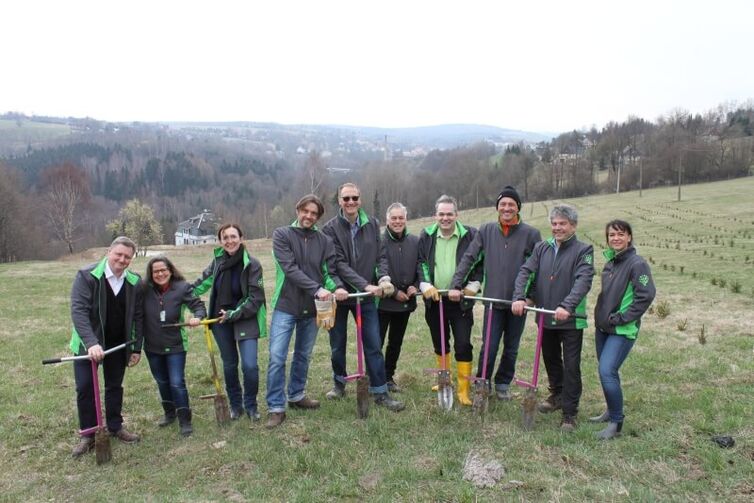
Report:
341,196,360,202
153,268,170,275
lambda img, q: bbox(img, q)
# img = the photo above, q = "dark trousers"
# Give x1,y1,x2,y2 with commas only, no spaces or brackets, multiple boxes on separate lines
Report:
476,306,527,385
74,351,127,434
424,300,474,362
541,328,583,417
378,310,411,381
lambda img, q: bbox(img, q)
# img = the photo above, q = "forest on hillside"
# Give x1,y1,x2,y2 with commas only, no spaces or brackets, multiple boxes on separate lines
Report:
0,102,752,262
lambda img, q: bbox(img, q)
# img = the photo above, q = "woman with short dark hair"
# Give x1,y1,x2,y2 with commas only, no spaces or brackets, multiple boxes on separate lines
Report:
591,220,656,439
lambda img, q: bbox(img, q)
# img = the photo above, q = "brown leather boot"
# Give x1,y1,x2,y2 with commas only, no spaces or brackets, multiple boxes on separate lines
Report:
71,436,94,458
111,428,140,444
288,396,320,409
265,412,286,429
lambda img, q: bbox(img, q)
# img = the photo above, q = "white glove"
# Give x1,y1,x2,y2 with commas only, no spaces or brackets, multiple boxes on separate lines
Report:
462,281,481,298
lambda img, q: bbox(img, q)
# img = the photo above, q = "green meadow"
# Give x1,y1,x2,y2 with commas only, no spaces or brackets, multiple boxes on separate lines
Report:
1,178,752,501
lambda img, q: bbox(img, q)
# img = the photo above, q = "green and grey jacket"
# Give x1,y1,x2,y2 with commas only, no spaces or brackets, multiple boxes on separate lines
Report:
322,208,388,306
193,246,267,339
271,222,343,317
451,220,541,309
142,279,207,353
418,221,481,311
69,257,143,356
594,246,656,339
513,234,595,330
379,228,420,313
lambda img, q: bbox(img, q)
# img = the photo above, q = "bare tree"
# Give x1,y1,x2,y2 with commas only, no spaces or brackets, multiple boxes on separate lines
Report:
304,150,329,196
39,163,91,254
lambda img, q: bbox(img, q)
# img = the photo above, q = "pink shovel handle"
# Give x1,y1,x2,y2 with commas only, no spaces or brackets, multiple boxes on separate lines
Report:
480,303,494,380
345,296,365,381
80,358,104,436
438,295,447,370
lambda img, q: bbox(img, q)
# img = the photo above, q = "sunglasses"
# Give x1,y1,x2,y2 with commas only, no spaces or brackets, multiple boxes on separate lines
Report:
341,196,360,202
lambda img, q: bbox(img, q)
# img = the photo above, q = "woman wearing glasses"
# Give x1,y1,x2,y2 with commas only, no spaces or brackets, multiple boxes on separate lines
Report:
142,255,206,436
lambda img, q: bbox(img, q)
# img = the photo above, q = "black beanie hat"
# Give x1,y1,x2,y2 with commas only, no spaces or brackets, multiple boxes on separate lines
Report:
496,185,522,210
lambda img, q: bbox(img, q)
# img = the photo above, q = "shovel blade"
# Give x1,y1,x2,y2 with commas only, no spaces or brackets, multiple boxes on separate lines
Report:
472,379,490,417
356,377,369,419
437,384,454,411
94,428,111,465
521,388,537,431
214,395,231,425
437,370,453,411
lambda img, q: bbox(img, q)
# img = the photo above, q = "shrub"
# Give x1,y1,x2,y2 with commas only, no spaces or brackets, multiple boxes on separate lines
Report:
730,280,741,294
655,300,671,319
677,318,688,332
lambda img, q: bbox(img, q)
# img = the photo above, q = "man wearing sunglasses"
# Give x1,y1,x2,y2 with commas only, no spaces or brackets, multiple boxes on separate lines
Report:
322,183,405,411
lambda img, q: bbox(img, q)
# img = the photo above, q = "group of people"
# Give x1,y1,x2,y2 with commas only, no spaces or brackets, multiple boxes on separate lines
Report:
67,182,655,458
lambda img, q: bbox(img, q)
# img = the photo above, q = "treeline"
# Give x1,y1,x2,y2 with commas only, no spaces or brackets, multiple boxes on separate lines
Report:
1,103,752,262
356,104,754,218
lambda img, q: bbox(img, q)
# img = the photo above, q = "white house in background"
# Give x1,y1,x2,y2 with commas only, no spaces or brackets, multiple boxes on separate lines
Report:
175,210,218,246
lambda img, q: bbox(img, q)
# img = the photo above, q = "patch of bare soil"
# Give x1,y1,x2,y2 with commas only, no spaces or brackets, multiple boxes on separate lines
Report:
462,450,505,488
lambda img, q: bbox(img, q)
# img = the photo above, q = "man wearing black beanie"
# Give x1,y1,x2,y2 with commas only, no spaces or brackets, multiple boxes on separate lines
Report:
449,185,541,400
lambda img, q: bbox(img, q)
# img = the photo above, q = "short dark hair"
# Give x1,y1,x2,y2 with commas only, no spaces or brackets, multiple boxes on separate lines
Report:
605,219,633,242
296,194,325,218
145,255,185,285
217,223,243,241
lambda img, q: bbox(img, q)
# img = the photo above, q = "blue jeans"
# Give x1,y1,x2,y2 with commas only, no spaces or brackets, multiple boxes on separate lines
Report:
266,310,319,413
475,306,527,390
212,322,259,414
329,300,388,394
146,351,189,410
595,328,635,423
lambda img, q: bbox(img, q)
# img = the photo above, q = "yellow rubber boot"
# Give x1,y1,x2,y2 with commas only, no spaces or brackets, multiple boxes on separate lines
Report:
456,361,473,406
431,354,452,391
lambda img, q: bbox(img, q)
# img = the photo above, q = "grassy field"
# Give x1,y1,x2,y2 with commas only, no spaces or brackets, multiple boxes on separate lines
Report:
1,178,753,501
0,118,72,150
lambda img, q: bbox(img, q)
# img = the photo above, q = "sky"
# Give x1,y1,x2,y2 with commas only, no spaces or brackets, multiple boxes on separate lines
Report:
1,0,753,134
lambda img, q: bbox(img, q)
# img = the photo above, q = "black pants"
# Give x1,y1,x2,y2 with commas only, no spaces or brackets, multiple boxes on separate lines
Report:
74,350,127,434
378,310,412,381
424,300,474,362
541,328,583,417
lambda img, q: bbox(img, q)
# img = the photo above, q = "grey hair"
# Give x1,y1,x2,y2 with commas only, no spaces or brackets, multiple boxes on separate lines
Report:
434,194,458,214
110,236,137,254
385,202,408,220
549,204,578,225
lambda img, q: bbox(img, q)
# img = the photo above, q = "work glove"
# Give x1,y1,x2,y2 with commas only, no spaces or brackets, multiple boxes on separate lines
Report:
379,279,396,297
462,281,481,298
422,285,440,302
315,298,337,330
